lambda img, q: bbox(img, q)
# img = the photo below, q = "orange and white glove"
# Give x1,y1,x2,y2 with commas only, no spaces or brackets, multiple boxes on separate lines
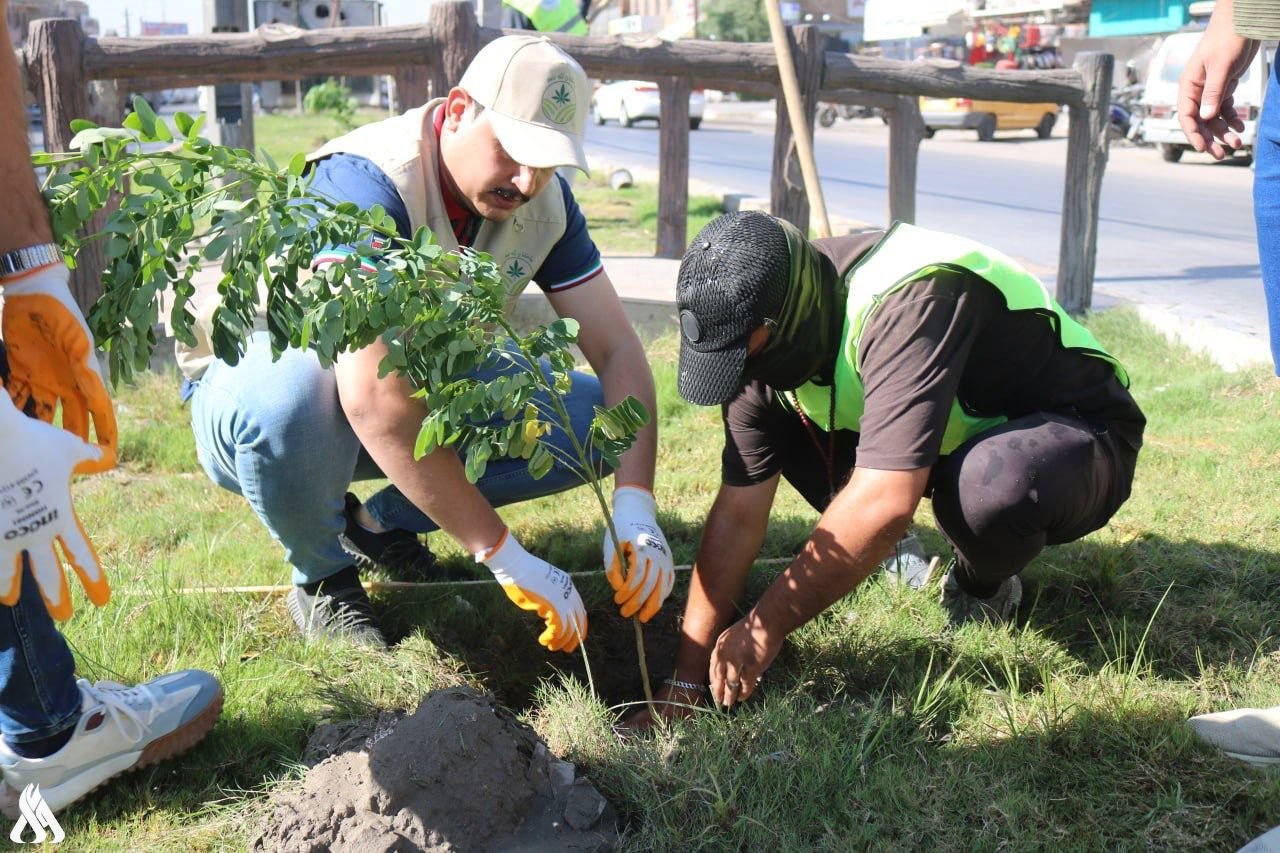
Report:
479,529,587,653
0,392,110,620
603,486,674,623
1,262,117,474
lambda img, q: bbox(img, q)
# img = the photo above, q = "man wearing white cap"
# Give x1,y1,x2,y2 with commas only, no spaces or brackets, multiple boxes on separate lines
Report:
182,36,672,650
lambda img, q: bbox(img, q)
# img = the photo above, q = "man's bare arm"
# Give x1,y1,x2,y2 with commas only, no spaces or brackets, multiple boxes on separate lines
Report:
711,465,930,705
334,339,507,554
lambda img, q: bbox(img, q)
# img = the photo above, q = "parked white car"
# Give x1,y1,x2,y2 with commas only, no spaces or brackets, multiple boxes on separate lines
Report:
591,80,706,130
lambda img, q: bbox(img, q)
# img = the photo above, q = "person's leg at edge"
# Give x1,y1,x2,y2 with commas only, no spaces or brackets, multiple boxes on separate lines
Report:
930,411,1138,615
1254,59,1280,375
0,558,81,758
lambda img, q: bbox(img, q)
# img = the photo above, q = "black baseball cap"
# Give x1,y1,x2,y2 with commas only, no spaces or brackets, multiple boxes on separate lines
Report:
676,211,791,405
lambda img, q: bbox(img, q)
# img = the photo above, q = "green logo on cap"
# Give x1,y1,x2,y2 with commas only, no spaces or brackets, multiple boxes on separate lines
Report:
542,81,576,126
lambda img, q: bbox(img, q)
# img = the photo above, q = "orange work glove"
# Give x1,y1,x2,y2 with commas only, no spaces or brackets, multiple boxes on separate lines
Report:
2,262,116,474
603,486,674,622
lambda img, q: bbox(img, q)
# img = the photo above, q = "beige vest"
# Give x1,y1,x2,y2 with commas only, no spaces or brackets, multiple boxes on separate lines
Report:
175,99,568,380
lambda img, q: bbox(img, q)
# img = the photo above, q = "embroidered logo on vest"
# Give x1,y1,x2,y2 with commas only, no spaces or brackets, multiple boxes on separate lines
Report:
502,250,535,286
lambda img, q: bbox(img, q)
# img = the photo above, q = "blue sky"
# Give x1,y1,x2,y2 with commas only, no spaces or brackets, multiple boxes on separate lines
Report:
89,0,432,37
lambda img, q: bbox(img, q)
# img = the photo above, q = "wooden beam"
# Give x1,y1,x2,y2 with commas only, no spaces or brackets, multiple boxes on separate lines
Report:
81,23,445,82
429,2,478,100
769,25,823,235
886,95,923,226
824,52,1086,107
1056,52,1113,314
656,76,692,259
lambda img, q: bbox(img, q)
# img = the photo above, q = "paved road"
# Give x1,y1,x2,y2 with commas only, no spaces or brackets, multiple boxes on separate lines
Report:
583,112,1267,365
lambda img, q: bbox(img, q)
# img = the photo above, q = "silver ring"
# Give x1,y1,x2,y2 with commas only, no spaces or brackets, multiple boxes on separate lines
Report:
727,680,741,689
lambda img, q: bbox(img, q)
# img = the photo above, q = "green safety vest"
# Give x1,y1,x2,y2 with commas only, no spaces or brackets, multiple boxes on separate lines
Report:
790,222,1129,456
503,0,588,34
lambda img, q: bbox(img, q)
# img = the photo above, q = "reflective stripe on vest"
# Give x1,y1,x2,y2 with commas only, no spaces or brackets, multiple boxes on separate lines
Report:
790,222,1129,457
503,0,588,34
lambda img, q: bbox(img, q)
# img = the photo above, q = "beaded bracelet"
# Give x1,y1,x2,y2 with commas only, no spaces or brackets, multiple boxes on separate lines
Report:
662,677,705,692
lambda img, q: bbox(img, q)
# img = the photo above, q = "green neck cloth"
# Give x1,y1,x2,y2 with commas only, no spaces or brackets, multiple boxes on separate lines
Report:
743,220,845,391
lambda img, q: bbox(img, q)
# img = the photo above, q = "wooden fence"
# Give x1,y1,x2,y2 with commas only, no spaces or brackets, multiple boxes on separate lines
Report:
21,1,1112,314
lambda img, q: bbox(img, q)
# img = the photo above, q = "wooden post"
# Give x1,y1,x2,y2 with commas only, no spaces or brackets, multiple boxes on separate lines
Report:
429,2,479,100
393,65,430,111
769,25,823,234
656,76,691,258
885,94,923,225
1057,51,1112,314
27,18,103,315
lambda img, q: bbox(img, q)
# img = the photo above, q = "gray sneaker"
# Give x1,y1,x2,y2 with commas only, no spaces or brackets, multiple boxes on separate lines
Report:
286,569,387,648
881,534,934,589
939,565,1022,626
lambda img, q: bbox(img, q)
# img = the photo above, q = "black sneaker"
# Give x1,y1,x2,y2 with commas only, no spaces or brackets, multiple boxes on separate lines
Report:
338,493,439,581
286,566,387,648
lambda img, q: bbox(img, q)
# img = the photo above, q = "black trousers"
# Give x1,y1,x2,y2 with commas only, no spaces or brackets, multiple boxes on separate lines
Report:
776,412,1140,597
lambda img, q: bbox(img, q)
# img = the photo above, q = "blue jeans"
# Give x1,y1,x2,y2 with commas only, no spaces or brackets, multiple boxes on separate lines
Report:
189,332,607,585
1255,59,1280,374
0,558,81,745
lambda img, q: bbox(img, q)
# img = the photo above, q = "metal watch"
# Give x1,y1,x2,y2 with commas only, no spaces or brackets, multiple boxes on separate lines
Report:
0,243,61,279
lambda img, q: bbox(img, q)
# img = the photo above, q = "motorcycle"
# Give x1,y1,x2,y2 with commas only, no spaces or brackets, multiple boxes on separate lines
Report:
1108,83,1146,145
818,102,875,128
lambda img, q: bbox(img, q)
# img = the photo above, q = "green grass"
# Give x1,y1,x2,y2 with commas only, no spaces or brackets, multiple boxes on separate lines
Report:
47,112,1280,849
53,308,1280,849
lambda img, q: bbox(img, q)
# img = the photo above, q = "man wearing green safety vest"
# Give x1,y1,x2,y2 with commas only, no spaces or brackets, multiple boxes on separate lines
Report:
502,0,589,35
630,211,1145,725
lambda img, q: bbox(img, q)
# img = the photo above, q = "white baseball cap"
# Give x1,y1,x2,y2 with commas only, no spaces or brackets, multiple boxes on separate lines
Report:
458,35,591,174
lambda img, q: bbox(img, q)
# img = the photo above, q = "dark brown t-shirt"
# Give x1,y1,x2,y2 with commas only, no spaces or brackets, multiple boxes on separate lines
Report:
721,232,1146,485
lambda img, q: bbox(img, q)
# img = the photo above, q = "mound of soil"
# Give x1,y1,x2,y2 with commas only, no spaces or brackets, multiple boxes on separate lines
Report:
254,687,617,852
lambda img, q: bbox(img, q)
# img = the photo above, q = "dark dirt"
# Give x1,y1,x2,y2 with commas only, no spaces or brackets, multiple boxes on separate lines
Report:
254,687,618,852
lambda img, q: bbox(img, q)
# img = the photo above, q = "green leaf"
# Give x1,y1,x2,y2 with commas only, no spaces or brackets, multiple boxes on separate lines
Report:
591,396,651,441
174,111,194,136
69,118,96,132
131,96,159,138
122,111,143,132
288,152,307,177
528,444,554,480
204,234,230,259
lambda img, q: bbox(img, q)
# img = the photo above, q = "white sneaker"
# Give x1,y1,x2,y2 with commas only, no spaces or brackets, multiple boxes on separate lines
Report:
0,670,223,815
1188,705,1280,767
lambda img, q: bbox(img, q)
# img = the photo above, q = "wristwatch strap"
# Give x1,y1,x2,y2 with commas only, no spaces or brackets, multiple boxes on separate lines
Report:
0,243,61,280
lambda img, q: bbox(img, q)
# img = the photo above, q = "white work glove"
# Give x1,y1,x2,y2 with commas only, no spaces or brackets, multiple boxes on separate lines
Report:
478,529,587,653
603,486,674,623
0,392,110,620
2,262,117,474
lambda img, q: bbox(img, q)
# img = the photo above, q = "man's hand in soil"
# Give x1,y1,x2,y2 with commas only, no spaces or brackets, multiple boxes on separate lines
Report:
479,528,587,653
709,611,781,708
1178,0,1259,159
2,263,117,473
0,391,110,621
603,486,674,622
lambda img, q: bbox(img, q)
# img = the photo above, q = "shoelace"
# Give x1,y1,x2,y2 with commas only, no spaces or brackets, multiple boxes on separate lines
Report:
80,680,162,743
